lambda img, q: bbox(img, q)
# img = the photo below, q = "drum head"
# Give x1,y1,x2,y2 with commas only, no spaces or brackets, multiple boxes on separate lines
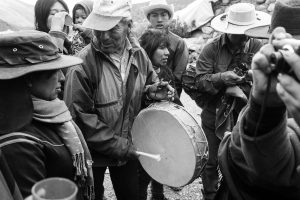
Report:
132,103,200,187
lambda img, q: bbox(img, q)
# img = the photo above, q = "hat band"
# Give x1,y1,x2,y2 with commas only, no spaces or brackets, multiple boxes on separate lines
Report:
0,53,60,66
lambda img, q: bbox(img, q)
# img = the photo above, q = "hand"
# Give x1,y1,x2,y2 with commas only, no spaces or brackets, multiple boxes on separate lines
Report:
147,81,175,101
274,36,300,125
221,71,243,86
50,12,70,33
25,195,33,200
251,27,293,105
73,24,85,32
125,145,140,160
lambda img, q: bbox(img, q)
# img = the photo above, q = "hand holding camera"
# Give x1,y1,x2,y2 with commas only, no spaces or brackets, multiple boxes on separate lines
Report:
251,27,300,123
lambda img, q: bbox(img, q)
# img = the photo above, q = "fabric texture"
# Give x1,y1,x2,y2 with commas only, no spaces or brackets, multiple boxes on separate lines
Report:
32,96,94,200
217,98,300,200
166,31,189,96
64,33,159,167
1,120,75,198
0,151,23,200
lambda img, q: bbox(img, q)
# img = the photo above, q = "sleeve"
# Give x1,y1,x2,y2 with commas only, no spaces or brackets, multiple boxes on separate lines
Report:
2,142,46,198
233,98,299,184
195,43,225,95
49,30,67,53
172,39,189,86
64,66,133,159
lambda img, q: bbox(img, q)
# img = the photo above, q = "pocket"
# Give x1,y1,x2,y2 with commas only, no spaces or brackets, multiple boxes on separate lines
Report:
94,98,122,126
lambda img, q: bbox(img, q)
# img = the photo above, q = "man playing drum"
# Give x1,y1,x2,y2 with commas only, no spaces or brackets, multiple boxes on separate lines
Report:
194,3,270,200
64,0,175,199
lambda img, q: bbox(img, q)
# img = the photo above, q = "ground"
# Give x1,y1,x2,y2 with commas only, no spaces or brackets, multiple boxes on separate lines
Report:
103,91,204,200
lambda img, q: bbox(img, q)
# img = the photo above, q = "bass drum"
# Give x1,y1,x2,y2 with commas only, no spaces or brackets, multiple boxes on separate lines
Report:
132,101,208,187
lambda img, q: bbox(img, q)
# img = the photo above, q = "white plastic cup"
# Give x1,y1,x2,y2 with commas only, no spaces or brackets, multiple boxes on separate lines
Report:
31,177,78,200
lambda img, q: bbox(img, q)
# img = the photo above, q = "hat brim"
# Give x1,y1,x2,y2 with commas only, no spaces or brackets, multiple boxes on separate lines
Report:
211,11,271,34
82,12,122,31
0,55,82,80
245,25,300,40
144,4,174,20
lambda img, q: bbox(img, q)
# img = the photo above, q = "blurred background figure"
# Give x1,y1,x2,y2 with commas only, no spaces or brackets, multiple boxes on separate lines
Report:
70,0,94,55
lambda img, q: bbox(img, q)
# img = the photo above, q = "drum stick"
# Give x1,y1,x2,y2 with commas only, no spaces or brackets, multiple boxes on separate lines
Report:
136,151,161,162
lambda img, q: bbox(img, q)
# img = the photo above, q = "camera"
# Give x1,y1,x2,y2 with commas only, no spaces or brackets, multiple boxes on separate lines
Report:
270,44,297,80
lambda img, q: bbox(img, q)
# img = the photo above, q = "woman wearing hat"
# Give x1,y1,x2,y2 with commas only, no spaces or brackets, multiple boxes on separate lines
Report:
194,3,271,200
0,30,94,200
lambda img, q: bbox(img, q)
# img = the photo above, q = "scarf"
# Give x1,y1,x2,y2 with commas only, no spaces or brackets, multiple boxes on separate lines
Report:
32,96,94,200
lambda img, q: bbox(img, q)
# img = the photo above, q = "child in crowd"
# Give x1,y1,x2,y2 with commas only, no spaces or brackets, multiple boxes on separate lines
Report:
71,0,93,55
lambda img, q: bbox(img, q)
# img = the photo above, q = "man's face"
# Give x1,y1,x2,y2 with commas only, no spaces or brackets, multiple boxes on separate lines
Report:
148,9,170,29
94,19,130,54
227,34,249,47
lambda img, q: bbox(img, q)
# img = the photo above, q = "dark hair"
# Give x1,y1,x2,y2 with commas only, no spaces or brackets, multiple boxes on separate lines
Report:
139,29,170,60
35,0,69,33
72,4,85,23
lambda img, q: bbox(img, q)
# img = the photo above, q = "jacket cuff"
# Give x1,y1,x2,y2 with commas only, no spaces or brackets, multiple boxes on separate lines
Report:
244,96,286,137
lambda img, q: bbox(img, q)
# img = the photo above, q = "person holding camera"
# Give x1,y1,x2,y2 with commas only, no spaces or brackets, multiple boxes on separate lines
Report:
215,0,300,199
194,3,270,199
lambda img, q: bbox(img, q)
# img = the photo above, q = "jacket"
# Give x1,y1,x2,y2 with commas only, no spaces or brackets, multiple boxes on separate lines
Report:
1,120,74,198
167,31,189,93
195,34,262,109
64,35,158,166
0,151,23,200
217,98,300,200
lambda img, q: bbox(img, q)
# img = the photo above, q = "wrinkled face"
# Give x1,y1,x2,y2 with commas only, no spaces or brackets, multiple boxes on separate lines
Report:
227,34,249,47
148,9,170,29
47,2,67,30
74,8,87,25
29,70,65,101
94,19,130,54
152,44,169,67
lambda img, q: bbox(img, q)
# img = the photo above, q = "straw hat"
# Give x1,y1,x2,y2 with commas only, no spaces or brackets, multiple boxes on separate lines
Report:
245,0,300,39
0,30,82,80
211,3,271,34
83,0,132,31
144,0,174,20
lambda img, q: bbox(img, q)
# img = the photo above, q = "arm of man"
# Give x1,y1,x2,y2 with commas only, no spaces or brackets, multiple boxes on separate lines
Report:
172,39,189,90
64,65,136,160
195,42,225,95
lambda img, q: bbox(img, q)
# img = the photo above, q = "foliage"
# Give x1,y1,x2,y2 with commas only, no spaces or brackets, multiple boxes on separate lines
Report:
168,19,192,38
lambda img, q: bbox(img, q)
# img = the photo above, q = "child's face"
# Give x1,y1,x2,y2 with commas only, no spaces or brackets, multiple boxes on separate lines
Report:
74,8,87,25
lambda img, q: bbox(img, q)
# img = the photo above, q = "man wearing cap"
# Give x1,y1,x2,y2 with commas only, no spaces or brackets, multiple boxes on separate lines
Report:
194,3,270,200
144,0,189,97
64,0,175,200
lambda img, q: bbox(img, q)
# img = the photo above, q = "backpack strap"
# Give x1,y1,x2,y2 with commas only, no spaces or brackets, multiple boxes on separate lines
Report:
0,132,41,148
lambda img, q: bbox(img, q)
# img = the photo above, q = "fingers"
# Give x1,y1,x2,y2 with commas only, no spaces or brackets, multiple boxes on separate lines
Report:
277,74,300,110
280,49,300,80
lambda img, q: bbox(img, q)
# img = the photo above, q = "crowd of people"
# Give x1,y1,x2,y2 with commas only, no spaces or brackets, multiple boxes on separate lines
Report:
0,0,300,200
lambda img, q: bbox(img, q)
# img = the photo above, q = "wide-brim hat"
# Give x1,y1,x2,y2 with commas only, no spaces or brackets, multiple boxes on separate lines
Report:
144,0,174,20
83,0,132,31
0,30,82,80
211,3,271,34
245,0,300,39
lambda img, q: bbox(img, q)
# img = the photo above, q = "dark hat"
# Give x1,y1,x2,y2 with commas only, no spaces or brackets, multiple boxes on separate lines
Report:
245,0,300,39
0,30,83,80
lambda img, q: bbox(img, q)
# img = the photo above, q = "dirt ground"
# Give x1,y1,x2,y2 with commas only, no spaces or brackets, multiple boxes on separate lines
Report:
103,91,204,200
